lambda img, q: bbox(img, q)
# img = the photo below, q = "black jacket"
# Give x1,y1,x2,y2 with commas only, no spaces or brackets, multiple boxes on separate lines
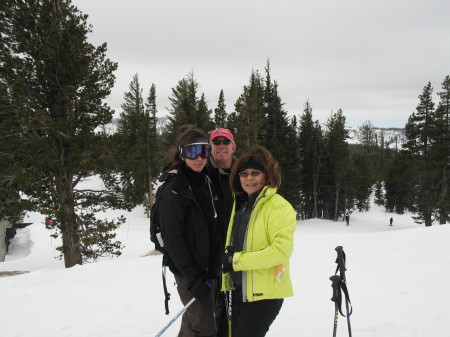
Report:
158,164,220,285
206,157,236,241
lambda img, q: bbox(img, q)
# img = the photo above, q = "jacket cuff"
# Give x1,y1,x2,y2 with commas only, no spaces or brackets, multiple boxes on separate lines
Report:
232,251,241,271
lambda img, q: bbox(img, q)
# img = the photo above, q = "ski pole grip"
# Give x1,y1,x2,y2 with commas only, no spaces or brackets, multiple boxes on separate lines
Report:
329,275,341,302
335,246,347,273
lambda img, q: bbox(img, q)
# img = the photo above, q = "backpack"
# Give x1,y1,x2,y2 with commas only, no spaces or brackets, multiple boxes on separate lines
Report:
149,181,169,255
149,170,176,315
150,168,179,254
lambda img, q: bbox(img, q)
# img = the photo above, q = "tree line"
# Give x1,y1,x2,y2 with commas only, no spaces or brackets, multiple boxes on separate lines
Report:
118,69,449,228
388,78,450,226
1,0,448,267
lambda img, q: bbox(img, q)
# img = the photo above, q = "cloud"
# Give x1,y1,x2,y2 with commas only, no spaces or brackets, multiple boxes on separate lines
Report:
74,0,450,127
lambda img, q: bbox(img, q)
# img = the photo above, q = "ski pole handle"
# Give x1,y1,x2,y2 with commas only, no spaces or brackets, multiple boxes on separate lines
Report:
330,275,340,337
329,275,341,303
155,297,196,337
335,246,347,273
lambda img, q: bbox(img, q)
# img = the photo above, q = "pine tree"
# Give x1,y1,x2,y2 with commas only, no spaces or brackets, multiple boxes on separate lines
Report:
351,152,373,211
262,61,287,154
433,76,450,224
279,115,302,212
164,72,213,148
141,83,160,214
298,100,324,218
265,80,301,209
351,121,377,209
375,128,390,183
357,121,376,148
374,181,384,206
214,89,227,128
230,62,301,208
0,0,123,267
196,93,214,132
146,83,160,178
233,70,265,151
384,150,415,214
117,74,145,140
115,74,152,207
322,109,350,221
0,82,28,223
165,72,198,146
403,82,437,226
262,61,276,149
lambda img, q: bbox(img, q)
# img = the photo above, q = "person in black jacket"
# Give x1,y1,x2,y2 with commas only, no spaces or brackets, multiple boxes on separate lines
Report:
158,124,221,337
207,128,237,337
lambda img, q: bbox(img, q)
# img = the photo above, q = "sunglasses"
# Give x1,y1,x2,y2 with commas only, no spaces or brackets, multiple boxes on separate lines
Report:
181,143,210,160
238,170,263,178
212,139,231,146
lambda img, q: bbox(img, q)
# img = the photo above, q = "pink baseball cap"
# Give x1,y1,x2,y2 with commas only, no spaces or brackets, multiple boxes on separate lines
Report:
209,128,234,142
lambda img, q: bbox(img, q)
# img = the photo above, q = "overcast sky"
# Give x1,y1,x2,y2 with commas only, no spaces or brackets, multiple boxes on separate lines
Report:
74,0,450,128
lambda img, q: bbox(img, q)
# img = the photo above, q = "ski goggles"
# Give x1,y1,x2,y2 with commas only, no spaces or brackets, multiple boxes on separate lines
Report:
180,143,210,160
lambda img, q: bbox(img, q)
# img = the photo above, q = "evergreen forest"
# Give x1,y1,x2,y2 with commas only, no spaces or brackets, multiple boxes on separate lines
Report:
1,0,448,267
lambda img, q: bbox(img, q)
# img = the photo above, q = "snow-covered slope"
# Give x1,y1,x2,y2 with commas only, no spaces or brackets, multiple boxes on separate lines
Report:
1,195,449,337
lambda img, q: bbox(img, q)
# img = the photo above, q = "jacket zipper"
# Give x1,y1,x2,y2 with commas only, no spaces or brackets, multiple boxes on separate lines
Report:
246,189,268,301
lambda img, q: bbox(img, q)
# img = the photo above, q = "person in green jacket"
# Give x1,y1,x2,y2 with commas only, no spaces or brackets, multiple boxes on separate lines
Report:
221,145,296,337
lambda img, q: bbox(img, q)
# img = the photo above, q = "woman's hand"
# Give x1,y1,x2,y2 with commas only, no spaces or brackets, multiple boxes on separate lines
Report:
222,246,235,273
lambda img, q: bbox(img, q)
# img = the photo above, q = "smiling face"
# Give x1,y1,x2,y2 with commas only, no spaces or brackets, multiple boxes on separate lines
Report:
239,169,266,195
210,137,236,169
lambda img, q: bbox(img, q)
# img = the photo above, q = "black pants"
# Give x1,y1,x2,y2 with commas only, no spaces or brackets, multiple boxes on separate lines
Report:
231,288,284,337
215,289,228,337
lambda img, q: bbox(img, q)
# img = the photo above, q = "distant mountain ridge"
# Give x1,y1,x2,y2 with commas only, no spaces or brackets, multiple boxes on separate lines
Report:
108,117,406,148
347,127,406,149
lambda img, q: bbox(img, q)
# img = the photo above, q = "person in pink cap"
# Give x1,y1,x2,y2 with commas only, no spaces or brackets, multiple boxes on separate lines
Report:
207,128,237,337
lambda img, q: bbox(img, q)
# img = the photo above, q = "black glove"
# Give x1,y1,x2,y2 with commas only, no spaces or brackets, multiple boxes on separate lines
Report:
222,246,235,273
190,276,214,300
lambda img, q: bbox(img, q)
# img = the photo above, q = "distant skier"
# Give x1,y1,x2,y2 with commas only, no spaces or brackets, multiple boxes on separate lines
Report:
345,213,350,226
389,217,393,226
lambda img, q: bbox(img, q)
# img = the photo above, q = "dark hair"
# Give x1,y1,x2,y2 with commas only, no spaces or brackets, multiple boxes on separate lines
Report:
230,145,281,194
166,124,208,169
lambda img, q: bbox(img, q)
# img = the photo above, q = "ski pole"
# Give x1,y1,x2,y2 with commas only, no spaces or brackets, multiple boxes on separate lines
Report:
226,289,233,337
342,283,352,337
332,246,353,337
329,275,341,337
335,246,352,337
155,297,196,337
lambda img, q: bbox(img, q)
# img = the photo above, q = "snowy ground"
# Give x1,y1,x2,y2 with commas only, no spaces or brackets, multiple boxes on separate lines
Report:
1,197,449,337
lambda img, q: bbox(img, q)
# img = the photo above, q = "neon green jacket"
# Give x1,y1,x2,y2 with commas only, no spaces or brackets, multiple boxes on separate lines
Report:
221,186,296,302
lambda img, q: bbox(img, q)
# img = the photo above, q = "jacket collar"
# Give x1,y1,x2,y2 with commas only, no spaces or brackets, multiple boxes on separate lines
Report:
254,186,277,206
159,165,193,199
209,156,238,174
258,186,276,198
236,186,277,209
